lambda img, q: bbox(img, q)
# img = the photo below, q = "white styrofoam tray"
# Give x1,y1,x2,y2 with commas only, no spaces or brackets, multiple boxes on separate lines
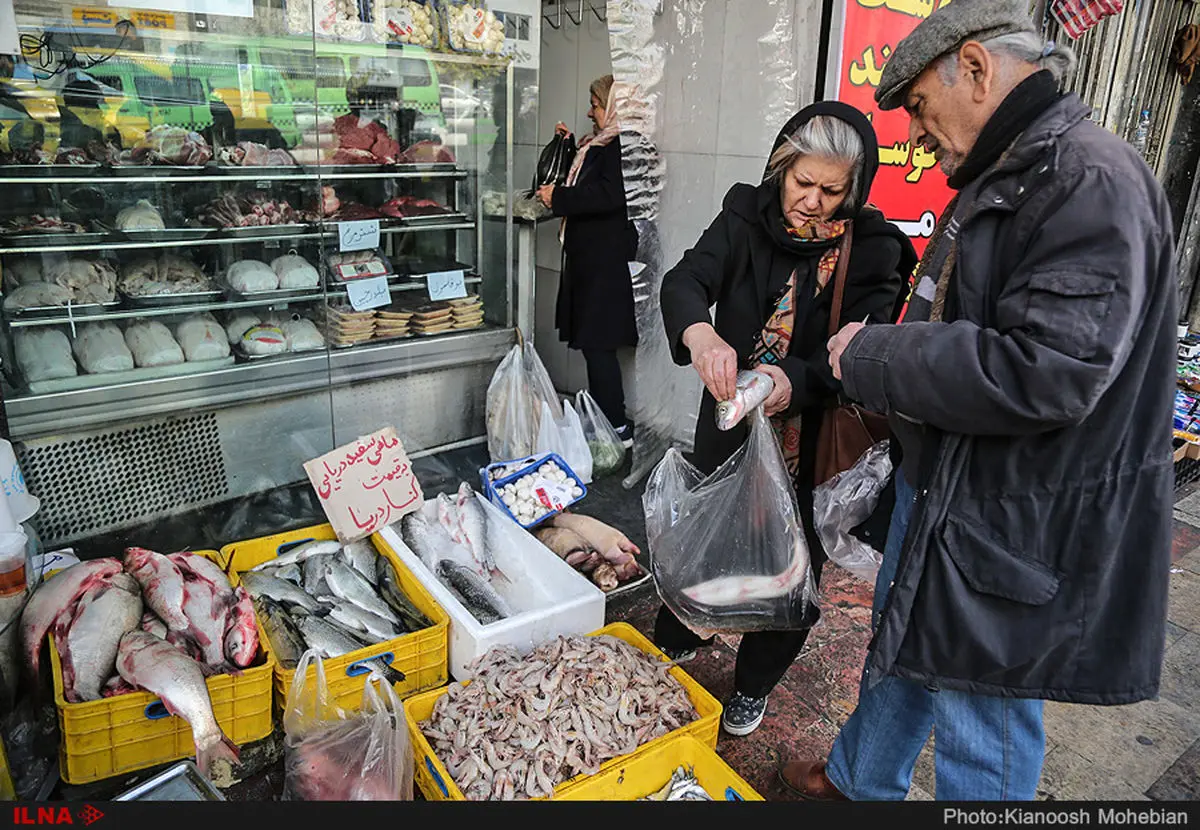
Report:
375,491,606,681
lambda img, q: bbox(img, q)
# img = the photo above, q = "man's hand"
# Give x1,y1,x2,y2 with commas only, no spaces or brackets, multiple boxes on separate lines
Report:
827,322,866,381
756,364,793,417
683,323,738,402
536,184,555,208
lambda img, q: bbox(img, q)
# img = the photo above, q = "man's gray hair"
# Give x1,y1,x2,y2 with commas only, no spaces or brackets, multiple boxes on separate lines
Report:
937,31,1078,86
766,115,864,213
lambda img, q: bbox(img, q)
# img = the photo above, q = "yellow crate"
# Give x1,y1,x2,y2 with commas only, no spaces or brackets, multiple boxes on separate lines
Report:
555,735,763,801
49,550,275,785
222,524,449,715
404,621,722,801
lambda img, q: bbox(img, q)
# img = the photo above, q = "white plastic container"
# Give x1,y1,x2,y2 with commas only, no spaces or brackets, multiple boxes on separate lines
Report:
375,492,606,681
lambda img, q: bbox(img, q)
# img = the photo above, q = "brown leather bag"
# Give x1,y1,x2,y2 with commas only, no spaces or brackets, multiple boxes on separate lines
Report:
813,224,891,487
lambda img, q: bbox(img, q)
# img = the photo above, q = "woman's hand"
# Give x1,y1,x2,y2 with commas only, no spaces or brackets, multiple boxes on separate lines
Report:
554,122,571,137
683,323,738,402
756,364,793,417
536,184,555,208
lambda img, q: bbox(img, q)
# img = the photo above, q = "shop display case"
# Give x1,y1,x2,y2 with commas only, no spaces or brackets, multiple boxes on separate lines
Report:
0,3,521,547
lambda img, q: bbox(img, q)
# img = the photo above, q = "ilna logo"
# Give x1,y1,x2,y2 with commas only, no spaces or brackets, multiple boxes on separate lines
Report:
12,806,104,826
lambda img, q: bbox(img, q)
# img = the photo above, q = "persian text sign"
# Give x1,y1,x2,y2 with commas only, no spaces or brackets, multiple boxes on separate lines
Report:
835,0,956,257
303,427,424,543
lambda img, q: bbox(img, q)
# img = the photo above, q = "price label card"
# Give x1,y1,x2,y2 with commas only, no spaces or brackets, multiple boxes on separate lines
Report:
338,219,380,252
426,269,468,301
346,276,391,311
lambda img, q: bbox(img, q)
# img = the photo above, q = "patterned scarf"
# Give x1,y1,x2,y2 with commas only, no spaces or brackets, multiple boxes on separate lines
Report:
750,217,848,476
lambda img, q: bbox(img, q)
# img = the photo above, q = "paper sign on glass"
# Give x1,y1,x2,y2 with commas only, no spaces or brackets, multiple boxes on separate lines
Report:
338,219,381,252
303,427,424,544
426,270,468,301
346,276,390,311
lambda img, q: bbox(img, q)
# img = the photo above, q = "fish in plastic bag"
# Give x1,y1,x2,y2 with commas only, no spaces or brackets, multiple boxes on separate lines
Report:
812,441,891,584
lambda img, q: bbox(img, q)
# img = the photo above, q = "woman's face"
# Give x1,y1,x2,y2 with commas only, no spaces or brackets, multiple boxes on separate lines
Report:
587,93,607,131
780,155,854,226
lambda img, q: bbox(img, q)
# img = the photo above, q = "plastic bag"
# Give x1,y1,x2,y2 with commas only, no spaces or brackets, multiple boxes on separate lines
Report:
577,389,626,476
643,408,815,633
812,441,891,584
283,650,414,801
485,342,563,462
534,399,593,485
533,131,577,192
437,0,506,54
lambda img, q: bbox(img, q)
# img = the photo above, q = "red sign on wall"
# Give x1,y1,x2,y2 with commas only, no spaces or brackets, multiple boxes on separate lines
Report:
834,0,956,257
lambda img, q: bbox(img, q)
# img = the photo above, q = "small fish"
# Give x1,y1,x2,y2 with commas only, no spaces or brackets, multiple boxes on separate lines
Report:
681,541,808,607
375,557,432,632
302,554,333,598
341,541,379,585
239,572,323,613
224,586,259,668
323,558,401,625
714,370,775,431
273,563,303,586
320,614,374,646
252,597,306,670
435,560,512,625
249,539,341,573
296,615,368,658
322,599,400,644
454,483,495,575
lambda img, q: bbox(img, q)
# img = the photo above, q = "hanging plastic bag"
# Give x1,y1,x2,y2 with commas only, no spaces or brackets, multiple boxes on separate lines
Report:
812,441,892,584
282,650,414,801
643,409,815,633
576,389,626,477
532,130,577,192
534,399,593,484
485,340,562,462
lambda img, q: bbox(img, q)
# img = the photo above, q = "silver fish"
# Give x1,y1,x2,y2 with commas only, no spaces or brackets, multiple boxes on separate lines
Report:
400,512,446,572
322,599,400,644
296,615,367,658
454,483,494,574
323,558,401,625
435,560,512,625
249,539,341,572
714,370,775,432
641,766,713,801
62,573,143,702
341,541,379,586
251,597,305,670
272,563,303,586
238,572,322,613
375,557,432,632
303,554,333,598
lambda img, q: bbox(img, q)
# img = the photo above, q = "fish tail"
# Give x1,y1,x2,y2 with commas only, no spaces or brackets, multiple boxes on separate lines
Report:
196,731,241,776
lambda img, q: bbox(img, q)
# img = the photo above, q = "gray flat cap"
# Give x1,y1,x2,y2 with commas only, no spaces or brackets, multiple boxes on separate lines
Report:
875,0,1038,111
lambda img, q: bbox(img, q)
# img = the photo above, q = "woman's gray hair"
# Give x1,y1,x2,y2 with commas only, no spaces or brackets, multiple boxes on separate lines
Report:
766,115,864,213
937,31,1078,87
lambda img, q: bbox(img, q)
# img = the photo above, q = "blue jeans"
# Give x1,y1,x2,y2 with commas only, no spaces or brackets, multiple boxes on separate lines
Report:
825,472,1046,801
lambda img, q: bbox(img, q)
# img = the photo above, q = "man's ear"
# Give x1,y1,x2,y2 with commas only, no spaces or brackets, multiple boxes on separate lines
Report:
957,41,995,103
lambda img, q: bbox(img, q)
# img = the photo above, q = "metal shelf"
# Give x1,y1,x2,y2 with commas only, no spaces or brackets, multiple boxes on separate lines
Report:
0,164,469,186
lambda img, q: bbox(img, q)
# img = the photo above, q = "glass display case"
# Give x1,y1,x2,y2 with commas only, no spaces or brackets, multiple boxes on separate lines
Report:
0,1,520,548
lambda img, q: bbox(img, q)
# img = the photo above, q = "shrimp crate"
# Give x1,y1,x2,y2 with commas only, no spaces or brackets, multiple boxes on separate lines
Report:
376,490,606,682
402,622,722,801
48,551,275,786
480,452,588,530
221,524,450,715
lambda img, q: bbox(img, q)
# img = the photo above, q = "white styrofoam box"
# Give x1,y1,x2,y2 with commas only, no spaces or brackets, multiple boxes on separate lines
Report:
375,491,605,681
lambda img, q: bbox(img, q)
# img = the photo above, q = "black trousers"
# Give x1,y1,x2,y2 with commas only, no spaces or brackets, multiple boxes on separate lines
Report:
654,556,826,699
581,347,628,429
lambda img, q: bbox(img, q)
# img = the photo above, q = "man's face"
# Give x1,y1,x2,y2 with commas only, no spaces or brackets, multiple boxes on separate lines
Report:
902,49,994,177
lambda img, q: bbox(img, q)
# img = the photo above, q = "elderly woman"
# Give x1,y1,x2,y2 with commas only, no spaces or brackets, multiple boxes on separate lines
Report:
537,74,639,445
658,101,917,736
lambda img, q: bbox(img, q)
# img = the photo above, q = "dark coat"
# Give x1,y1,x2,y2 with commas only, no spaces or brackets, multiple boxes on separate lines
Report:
551,137,639,350
841,95,1178,705
659,102,917,550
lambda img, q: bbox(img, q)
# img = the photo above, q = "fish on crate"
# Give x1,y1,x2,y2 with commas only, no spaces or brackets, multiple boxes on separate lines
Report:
57,572,143,703
295,616,406,685
340,540,379,585
124,548,191,631
253,596,307,670
249,540,341,573
239,572,323,613
641,766,713,801
375,556,432,632
434,560,512,626
21,557,123,679
321,558,401,626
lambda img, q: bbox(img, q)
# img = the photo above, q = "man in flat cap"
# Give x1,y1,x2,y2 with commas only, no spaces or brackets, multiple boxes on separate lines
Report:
781,0,1177,801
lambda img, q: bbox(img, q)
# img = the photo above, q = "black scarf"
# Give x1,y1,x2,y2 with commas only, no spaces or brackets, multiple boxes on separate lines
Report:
946,70,1063,190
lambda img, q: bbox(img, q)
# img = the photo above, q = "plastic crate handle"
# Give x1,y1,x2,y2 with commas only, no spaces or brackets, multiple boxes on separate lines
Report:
346,652,394,677
725,786,744,801
144,701,171,720
277,537,315,555
425,756,449,798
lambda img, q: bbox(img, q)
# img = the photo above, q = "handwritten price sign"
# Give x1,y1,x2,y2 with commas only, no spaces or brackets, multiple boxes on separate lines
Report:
338,219,381,252
303,427,424,543
346,275,391,311
425,269,468,302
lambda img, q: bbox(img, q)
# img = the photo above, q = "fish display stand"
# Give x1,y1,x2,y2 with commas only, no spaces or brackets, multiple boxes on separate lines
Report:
221,524,449,716
47,551,275,786
402,623,722,801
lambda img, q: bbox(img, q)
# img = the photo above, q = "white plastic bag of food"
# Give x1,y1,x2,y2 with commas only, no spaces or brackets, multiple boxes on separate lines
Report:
14,329,76,382
225,312,261,345
227,260,279,293
116,200,166,231
576,389,626,476
73,322,135,374
241,324,288,356
534,399,593,485
124,320,185,367
281,316,325,351
271,254,320,289
485,342,563,463
175,314,232,362
812,441,891,584
643,409,816,633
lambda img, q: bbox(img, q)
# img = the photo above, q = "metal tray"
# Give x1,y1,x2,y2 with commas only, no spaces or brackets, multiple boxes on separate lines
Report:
212,164,302,176
114,228,216,243
0,230,106,247
110,164,216,176
399,211,466,225
120,289,224,307
4,300,121,320
114,760,225,801
1,164,102,178
225,286,325,303
212,223,314,239
604,562,654,600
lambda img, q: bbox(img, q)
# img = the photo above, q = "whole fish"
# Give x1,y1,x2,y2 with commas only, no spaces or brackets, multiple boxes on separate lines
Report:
60,573,143,702
435,560,512,625
641,766,713,801
223,586,259,668
295,617,405,685
400,512,447,572
341,541,379,585
322,558,401,625
249,540,342,573
303,555,333,597
21,558,123,677
322,599,400,643
116,631,241,777
454,483,495,575
321,615,374,647
181,578,233,668
168,552,234,595
681,541,809,607
252,597,306,670
714,370,775,431
239,571,322,613
375,556,432,632
125,547,191,631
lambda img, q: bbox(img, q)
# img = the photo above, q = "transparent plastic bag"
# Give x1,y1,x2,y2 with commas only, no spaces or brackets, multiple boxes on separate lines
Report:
812,441,892,584
283,649,414,801
534,399,593,485
485,342,562,462
576,389,626,477
437,0,506,55
643,409,815,633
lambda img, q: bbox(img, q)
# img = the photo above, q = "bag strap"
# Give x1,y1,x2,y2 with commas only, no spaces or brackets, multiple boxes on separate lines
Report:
827,223,855,339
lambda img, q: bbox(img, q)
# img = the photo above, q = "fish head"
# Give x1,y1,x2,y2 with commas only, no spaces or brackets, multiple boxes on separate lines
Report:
224,620,258,668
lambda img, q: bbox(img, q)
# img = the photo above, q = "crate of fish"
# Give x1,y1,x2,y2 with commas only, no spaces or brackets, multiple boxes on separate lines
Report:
402,622,722,801
29,550,274,785
221,524,449,715
378,482,606,682
480,453,587,529
556,736,763,801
